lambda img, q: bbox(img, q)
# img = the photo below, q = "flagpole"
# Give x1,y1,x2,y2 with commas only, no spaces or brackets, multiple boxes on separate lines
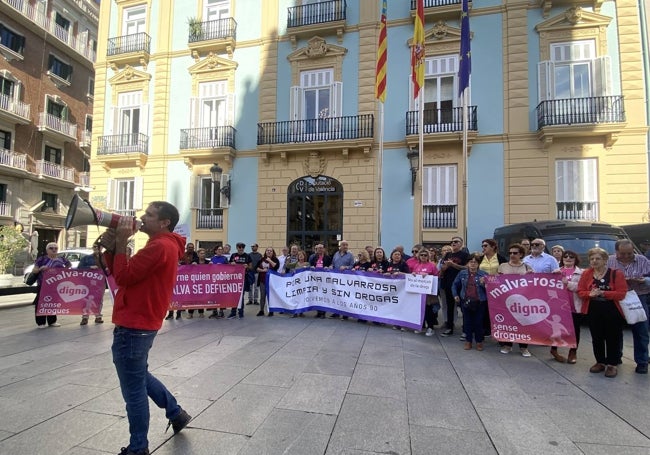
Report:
418,87,424,208
377,101,384,246
462,88,468,243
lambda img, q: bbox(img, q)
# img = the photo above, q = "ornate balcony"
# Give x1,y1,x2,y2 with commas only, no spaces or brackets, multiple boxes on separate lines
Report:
405,106,478,150
188,18,237,59
286,0,346,48
106,32,151,69
0,148,27,174
423,205,457,229
410,0,471,21
179,126,236,167
0,201,10,217
80,130,92,150
196,208,224,230
0,93,30,125
36,160,76,183
38,113,77,143
536,96,626,149
97,133,149,169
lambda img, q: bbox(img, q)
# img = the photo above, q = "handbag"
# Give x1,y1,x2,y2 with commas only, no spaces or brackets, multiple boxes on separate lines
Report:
619,290,648,325
25,271,38,286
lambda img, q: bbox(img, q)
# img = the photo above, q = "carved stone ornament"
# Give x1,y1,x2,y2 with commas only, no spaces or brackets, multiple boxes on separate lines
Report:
432,20,449,40
204,52,220,68
123,65,135,80
305,37,329,58
303,151,326,178
565,7,583,25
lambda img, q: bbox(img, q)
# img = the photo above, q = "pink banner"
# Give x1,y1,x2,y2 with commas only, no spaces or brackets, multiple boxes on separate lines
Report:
485,274,577,348
170,264,245,310
36,268,107,316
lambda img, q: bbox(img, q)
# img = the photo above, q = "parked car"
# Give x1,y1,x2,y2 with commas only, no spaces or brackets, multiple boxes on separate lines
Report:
23,248,94,285
621,223,650,254
493,220,634,264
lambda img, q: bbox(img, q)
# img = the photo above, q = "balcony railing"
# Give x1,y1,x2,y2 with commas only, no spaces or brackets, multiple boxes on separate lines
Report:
537,96,625,128
257,114,374,145
0,148,27,170
0,93,30,121
410,0,461,8
423,205,457,229
188,18,237,43
107,32,151,56
97,133,149,155
180,126,236,149
406,106,477,135
80,130,92,148
4,0,97,62
78,172,90,187
556,202,598,221
36,160,75,182
0,201,10,217
197,208,224,229
287,0,346,28
38,113,77,138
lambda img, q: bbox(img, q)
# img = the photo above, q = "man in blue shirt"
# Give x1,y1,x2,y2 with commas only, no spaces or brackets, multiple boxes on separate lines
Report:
523,238,558,273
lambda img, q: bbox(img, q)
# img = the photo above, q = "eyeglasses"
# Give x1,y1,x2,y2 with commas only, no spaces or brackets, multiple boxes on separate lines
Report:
47,247,58,250
419,253,429,257
509,251,520,255
531,243,543,247
563,254,576,259
481,244,489,248
411,250,417,253
451,240,461,244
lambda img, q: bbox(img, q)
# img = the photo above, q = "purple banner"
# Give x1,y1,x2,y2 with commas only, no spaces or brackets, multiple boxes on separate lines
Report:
170,264,245,309
36,268,107,316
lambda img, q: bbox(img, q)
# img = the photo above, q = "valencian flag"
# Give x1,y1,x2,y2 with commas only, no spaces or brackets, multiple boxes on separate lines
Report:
411,0,425,99
458,0,471,95
375,0,388,102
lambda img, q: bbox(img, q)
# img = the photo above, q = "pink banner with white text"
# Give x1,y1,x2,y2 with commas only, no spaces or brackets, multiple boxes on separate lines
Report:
36,268,107,316
485,274,577,348
170,264,245,310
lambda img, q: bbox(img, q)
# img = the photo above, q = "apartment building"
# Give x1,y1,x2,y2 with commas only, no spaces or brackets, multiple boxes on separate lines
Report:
89,0,648,254
0,0,98,256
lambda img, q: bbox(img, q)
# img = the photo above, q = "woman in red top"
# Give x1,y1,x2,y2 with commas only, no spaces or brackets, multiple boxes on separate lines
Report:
410,248,439,336
577,247,627,378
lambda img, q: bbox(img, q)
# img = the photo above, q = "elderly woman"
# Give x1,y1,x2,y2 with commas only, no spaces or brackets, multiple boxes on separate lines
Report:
452,253,489,350
479,239,507,337
551,244,564,266
32,242,71,328
410,248,440,336
577,247,627,378
551,250,583,364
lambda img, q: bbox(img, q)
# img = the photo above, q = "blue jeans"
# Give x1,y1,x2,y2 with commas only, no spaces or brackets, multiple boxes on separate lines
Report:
112,326,181,451
631,294,650,365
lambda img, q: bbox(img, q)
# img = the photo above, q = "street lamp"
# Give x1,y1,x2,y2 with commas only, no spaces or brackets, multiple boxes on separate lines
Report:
407,147,420,197
210,163,231,204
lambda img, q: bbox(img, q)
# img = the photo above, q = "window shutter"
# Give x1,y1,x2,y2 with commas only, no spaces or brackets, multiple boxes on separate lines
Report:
556,159,598,202
109,106,117,135
106,179,115,209
220,173,230,208
538,61,554,101
48,54,54,71
190,175,199,209
290,86,302,120
133,177,143,210
593,56,611,97
423,165,457,206
189,97,198,129
330,82,342,117
226,93,235,125
139,103,149,136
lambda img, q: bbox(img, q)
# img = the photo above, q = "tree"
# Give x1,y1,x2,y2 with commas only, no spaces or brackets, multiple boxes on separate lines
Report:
0,225,29,275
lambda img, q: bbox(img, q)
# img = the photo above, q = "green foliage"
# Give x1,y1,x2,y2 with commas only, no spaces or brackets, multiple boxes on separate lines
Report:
0,225,29,274
188,17,203,40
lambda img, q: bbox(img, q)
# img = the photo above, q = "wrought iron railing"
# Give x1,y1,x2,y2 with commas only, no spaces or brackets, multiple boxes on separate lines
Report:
197,208,224,229
406,106,477,135
97,133,149,155
180,126,236,149
0,148,27,170
38,113,77,138
410,0,461,8
536,96,625,128
0,201,10,217
36,160,75,182
423,205,457,229
0,93,30,120
556,202,598,221
188,17,237,42
78,172,90,187
287,0,346,28
257,114,374,145
80,130,92,147
107,32,151,56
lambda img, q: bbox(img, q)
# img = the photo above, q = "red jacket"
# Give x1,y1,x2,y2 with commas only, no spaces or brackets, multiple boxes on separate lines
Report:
107,231,185,330
577,267,627,317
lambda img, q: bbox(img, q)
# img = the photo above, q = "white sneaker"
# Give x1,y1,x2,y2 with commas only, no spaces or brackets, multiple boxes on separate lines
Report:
500,346,512,354
413,330,421,334
49,322,61,327
520,348,532,357
37,325,47,329
425,328,434,337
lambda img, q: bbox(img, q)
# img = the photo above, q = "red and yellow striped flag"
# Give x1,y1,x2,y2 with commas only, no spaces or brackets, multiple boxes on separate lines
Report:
375,0,388,102
411,0,425,99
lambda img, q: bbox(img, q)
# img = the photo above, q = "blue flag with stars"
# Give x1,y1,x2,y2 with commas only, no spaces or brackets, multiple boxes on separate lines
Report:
458,0,471,96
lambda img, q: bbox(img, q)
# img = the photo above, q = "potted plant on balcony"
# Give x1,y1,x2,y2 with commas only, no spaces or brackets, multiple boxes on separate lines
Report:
188,17,203,41
0,225,28,286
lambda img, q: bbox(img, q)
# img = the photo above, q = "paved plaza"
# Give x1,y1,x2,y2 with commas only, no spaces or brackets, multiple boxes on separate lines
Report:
0,292,649,455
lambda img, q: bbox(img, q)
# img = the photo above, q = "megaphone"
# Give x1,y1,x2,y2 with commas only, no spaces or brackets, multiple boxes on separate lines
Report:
65,194,141,230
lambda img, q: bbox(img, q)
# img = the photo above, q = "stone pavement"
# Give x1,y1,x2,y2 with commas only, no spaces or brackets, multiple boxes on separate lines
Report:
0,295,649,455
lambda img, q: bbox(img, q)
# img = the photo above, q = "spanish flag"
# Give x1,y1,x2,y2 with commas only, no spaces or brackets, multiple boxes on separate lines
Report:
411,0,425,99
375,0,388,103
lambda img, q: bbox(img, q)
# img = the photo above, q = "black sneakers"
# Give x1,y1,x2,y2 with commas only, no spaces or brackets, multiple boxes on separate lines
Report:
166,408,192,434
118,447,149,455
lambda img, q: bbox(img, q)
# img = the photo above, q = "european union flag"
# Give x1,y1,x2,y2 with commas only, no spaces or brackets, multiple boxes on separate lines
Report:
458,0,471,96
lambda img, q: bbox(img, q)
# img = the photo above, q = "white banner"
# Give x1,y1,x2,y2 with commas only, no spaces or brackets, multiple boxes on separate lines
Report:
267,269,425,330
405,274,438,295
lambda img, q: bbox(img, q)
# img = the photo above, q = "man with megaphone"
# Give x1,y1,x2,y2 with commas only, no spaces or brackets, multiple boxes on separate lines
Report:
99,201,191,455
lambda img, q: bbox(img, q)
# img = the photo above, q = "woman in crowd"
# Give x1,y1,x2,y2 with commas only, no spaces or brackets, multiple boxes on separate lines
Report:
32,242,71,328
437,244,453,329
283,244,300,273
187,248,209,319
479,239,507,337
452,253,488,350
210,245,228,264
386,249,409,275
498,243,534,357
353,250,372,271
369,247,389,274
290,250,311,318
551,245,564,265
410,248,440,336
256,247,280,317
551,250,583,364
577,247,627,378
